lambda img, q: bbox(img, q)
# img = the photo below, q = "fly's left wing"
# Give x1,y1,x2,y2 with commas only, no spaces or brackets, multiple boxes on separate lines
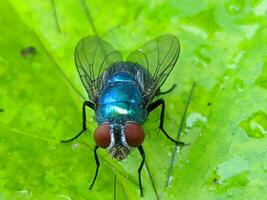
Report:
127,34,180,101
75,36,122,101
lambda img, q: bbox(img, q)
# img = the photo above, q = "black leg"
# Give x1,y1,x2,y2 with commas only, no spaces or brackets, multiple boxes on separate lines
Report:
157,84,176,96
137,145,145,197
147,99,185,146
89,145,100,190
61,101,95,143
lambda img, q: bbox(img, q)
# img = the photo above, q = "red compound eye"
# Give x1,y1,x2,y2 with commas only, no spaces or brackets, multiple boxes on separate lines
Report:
94,124,111,148
125,122,144,147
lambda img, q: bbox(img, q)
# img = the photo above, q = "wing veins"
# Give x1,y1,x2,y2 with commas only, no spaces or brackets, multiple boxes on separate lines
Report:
154,39,160,79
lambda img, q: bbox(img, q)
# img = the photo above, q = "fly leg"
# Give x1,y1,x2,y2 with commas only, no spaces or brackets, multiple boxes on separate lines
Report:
137,145,145,197
147,99,185,146
157,84,176,96
89,145,100,190
61,101,95,143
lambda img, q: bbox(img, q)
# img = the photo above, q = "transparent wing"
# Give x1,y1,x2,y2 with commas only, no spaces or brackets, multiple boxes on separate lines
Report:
127,34,180,99
75,36,122,101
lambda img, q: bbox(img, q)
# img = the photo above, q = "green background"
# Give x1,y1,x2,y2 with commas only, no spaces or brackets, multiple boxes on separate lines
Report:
0,0,267,199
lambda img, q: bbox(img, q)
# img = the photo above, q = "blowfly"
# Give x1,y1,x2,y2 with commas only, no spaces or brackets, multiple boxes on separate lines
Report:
61,34,185,196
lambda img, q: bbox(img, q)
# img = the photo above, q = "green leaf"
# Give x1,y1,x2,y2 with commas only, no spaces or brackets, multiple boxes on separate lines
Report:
1,0,267,199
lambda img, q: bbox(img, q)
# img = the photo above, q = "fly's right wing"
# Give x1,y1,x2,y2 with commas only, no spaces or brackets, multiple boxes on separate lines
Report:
127,35,180,101
75,36,122,101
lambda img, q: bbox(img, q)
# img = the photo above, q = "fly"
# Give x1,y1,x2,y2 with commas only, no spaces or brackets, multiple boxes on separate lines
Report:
61,34,186,196
20,46,36,58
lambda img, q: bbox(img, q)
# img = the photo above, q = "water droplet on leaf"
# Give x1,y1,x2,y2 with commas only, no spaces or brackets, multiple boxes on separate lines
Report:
240,111,267,138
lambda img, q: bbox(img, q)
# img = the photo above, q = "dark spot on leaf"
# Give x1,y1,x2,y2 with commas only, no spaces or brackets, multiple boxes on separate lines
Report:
20,46,37,58
0,108,4,112
213,178,219,184
256,79,267,90
207,102,212,106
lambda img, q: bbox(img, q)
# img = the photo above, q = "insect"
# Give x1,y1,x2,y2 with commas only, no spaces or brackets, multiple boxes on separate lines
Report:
61,34,185,196
20,46,36,58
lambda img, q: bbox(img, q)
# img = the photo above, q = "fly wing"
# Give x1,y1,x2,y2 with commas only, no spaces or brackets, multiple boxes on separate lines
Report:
126,34,180,100
75,36,122,101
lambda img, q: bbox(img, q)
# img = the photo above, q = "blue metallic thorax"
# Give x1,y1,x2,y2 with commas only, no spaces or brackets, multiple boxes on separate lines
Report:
97,71,146,124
